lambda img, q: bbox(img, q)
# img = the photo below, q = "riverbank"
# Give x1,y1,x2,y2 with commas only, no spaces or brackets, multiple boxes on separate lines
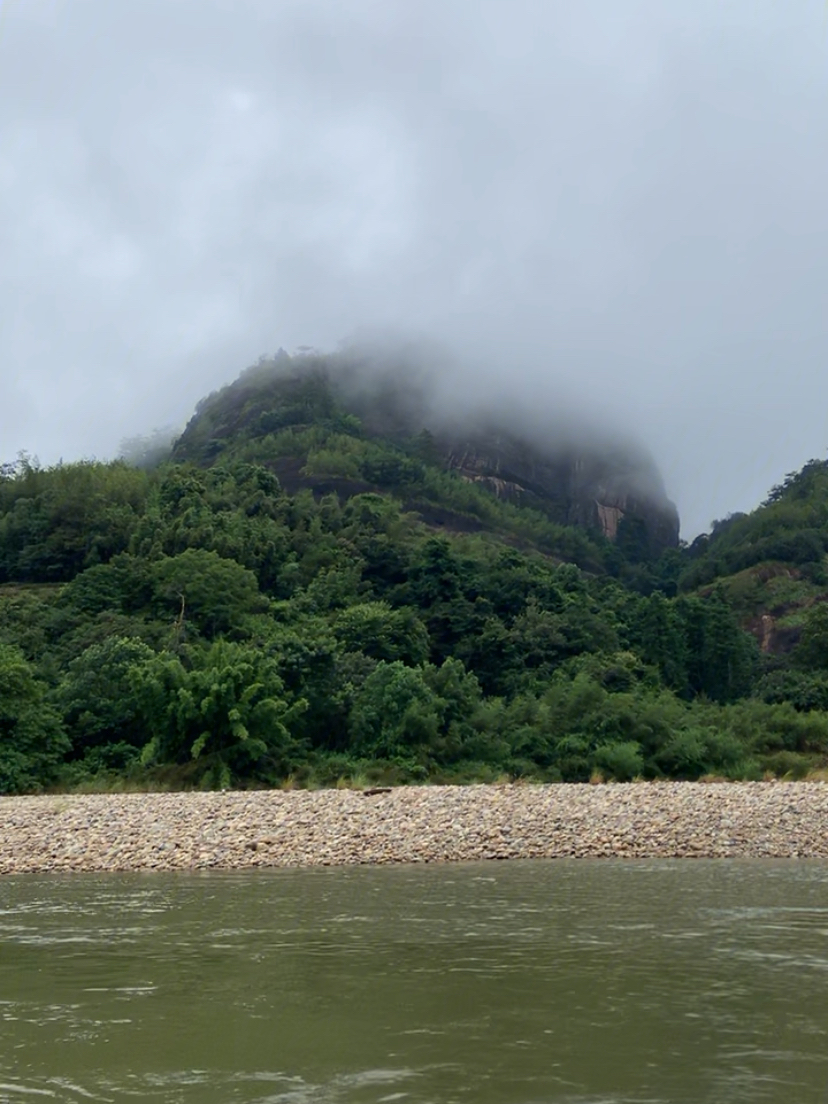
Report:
2,781,828,873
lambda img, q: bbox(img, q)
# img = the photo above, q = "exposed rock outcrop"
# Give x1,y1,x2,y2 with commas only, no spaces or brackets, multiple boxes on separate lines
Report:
173,354,680,553
439,428,679,553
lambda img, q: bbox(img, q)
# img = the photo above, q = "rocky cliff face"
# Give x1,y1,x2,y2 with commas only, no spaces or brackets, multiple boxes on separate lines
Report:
438,428,679,553
174,354,680,553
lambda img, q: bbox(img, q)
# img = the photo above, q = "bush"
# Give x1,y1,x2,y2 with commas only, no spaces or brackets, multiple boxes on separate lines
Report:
594,740,644,781
0,644,69,792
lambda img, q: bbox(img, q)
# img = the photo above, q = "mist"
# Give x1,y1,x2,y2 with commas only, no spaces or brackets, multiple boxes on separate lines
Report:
328,332,660,471
2,0,827,537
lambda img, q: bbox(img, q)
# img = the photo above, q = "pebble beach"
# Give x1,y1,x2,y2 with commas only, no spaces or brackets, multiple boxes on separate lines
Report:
2,781,828,874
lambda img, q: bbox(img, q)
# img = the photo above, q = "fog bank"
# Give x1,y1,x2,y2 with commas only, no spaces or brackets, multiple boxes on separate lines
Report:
2,1,827,536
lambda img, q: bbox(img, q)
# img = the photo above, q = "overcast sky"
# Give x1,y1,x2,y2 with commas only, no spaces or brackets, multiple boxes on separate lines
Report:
1,0,827,536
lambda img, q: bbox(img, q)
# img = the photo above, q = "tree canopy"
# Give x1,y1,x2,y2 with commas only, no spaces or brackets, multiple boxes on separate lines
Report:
1,357,827,791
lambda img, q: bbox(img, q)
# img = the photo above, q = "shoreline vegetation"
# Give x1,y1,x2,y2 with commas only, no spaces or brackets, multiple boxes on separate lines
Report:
3,355,828,796
2,781,828,874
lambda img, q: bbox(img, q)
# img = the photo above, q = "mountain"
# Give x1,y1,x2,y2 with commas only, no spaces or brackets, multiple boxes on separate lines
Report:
172,351,680,561
0,352,826,793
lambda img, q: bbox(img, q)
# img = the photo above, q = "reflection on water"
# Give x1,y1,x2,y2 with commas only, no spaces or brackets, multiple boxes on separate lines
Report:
1,860,827,1103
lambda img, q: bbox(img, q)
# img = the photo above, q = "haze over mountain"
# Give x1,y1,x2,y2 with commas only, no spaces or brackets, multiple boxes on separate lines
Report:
169,347,681,555
2,0,827,537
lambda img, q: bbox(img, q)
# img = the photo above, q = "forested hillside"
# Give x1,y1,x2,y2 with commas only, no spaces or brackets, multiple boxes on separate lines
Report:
1,353,827,792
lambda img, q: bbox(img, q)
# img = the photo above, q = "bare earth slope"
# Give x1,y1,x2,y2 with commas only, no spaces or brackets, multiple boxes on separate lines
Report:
2,783,827,873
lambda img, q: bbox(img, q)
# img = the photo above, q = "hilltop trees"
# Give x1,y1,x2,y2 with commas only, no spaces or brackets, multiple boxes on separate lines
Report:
1,360,827,791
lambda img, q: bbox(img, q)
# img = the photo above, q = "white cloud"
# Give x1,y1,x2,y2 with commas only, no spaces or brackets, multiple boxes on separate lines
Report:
1,0,826,534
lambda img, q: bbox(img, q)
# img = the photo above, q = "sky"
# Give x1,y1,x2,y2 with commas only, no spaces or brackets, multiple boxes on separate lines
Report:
1,0,827,537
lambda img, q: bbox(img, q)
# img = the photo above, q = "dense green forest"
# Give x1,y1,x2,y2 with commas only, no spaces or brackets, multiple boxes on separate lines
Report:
2,353,827,792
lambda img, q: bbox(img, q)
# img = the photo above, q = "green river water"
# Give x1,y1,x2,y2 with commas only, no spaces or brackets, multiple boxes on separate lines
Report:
1,860,827,1103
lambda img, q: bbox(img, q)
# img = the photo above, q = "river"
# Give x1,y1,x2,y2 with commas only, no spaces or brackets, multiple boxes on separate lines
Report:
1,860,827,1103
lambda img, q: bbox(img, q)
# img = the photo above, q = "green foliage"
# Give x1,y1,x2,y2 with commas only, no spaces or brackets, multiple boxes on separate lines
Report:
627,593,688,692
594,741,644,781
0,583,62,662
134,642,307,787
334,602,430,665
0,643,69,792
57,636,155,757
793,603,828,672
349,661,441,760
0,457,150,583
347,657,485,769
756,667,828,712
149,549,266,637
2,360,828,790
675,591,759,703
679,459,828,592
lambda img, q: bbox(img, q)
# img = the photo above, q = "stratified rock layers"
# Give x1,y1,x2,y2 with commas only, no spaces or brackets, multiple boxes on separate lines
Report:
441,430,679,551
1,783,826,874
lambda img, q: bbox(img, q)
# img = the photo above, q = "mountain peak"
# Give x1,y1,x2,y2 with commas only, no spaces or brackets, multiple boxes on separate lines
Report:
173,350,680,556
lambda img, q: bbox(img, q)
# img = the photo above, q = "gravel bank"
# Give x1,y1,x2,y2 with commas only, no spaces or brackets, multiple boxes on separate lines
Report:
2,782,828,873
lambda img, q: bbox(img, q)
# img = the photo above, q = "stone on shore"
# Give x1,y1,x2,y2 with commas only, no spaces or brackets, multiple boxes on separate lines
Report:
1,782,827,874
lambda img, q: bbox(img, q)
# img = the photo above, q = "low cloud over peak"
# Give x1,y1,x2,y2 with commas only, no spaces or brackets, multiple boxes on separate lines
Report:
2,0,826,536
